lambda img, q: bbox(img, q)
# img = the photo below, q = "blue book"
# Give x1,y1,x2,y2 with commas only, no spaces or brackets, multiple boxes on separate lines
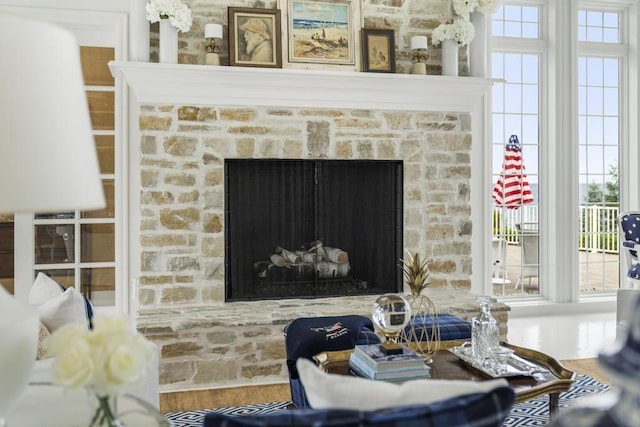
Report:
353,343,425,371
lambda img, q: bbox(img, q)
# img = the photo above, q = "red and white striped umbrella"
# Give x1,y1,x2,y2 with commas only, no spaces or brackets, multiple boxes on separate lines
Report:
492,135,534,209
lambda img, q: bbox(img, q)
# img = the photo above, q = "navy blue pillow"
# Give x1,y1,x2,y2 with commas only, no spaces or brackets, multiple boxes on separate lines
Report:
203,386,515,427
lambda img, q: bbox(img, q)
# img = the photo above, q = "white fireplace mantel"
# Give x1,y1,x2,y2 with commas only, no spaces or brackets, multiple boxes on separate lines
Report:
109,61,496,296
109,61,495,113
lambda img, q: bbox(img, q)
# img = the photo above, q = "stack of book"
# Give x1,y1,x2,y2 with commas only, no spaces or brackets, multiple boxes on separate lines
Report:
349,343,430,382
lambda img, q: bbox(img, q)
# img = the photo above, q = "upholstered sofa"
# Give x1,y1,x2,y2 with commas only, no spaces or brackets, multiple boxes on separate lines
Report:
204,358,515,427
28,273,160,409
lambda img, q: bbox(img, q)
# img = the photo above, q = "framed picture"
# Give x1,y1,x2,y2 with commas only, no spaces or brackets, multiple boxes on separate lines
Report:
228,7,282,68
278,0,362,71
361,29,395,73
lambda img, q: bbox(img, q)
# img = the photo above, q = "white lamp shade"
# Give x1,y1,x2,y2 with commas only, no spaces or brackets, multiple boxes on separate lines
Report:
205,23,223,39
410,35,429,51
0,13,105,214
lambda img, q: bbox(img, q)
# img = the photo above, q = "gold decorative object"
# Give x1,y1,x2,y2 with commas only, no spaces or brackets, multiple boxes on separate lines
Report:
399,251,440,362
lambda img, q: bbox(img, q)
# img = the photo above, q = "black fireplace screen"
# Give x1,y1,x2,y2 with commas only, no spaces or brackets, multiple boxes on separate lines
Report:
224,159,403,301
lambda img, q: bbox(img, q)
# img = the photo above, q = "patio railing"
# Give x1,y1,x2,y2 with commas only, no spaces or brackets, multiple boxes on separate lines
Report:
493,205,619,254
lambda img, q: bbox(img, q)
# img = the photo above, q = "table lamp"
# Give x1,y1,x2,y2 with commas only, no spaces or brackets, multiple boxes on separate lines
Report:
372,294,411,354
204,23,223,65
410,35,428,75
0,12,105,424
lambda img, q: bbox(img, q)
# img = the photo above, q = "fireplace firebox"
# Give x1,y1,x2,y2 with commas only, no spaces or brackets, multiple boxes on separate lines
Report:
225,159,403,301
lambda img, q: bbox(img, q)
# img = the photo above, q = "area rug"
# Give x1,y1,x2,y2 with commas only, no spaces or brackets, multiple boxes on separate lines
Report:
164,374,610,427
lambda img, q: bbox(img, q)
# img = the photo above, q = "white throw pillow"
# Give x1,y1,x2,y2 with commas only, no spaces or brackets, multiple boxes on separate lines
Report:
29,272,64,305
36,287,88,333
296,358,509,411
29,273,89,333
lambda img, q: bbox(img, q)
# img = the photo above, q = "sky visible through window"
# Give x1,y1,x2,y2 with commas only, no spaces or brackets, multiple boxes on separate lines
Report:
492,5,620,200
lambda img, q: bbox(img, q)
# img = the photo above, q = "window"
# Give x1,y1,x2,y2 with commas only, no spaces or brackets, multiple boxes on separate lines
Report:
490,1,634,301
491,3,542,297
9,8,127,311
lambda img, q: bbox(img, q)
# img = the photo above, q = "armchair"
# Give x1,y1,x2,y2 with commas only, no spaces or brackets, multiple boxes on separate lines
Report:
515,222,539,290
284,315,380,408
618,211,640,289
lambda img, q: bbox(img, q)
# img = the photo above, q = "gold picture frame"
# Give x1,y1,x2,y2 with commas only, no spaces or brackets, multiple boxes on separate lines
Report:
278,0,362,71
228,7,282,68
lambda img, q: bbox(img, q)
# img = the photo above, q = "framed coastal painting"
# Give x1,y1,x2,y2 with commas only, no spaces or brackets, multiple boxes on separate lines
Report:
278,0,362,71
228,7,282,68
361,29,395,73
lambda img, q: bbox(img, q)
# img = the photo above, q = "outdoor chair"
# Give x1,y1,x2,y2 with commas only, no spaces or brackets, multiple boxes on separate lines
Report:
618,211,640,289
515,222,539,290
492,237,511,293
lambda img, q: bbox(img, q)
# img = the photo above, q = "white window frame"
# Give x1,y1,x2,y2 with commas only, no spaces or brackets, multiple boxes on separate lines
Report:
491,0,638,312
1,2,130,315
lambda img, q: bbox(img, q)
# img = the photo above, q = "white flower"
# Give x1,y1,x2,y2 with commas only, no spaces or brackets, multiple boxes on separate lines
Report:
146,0,193,33
477,0,502,15
50,335,94,388
453,0,479,20
431,17,476,47
45,316,154,397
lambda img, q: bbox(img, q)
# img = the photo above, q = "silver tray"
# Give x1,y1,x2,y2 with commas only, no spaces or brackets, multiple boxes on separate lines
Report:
449,344,547,378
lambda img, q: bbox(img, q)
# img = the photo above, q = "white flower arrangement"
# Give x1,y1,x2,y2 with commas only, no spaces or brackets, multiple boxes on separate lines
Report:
431,17,476,47
453,0,479,20
146,0,193,33
45,316,154,397
476,0,502,15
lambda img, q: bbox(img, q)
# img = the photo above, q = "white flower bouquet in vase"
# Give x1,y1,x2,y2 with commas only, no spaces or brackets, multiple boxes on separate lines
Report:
146,0,193,63
431,17,475,76
45,316,155,427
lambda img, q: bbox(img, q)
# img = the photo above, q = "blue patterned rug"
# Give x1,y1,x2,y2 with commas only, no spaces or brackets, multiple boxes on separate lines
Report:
163,374,609,427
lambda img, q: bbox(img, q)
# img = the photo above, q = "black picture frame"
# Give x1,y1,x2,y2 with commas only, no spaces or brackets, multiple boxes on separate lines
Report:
361,28,395,73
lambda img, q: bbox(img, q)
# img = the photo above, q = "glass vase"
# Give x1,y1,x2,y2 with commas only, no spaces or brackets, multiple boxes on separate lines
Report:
471,296,499,366
88,392,124,427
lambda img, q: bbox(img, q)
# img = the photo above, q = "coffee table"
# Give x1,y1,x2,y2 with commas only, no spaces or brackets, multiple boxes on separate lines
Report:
313,341,576,417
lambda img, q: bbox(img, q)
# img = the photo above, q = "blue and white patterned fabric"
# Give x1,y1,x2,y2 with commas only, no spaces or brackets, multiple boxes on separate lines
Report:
203,386,515,427
284,315,381,408
618,212,640,285
405,313,472,341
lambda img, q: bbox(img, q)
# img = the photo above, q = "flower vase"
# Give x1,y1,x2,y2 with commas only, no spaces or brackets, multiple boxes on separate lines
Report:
131,0,150,61
399,293,440,363
441,39,459,76
159,19,178,64
469,11,487,77
87,392,124,427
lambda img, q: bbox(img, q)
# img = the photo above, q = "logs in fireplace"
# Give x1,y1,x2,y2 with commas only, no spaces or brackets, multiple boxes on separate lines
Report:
225,159,403,301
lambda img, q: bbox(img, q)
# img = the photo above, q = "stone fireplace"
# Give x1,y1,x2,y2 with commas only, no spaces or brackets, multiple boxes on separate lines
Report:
110,63,503,392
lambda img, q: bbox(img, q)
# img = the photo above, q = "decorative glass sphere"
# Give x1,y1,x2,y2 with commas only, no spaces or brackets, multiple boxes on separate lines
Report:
372,294,411,343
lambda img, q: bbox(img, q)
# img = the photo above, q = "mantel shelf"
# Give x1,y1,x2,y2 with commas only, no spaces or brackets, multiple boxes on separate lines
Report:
109,61,496,112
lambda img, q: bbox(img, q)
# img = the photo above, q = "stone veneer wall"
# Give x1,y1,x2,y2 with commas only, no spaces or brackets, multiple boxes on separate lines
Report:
151,0,466,76
135,103,509,392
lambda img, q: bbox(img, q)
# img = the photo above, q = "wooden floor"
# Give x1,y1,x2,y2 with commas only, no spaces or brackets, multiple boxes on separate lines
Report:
159,358,609,413
160,382,291,413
